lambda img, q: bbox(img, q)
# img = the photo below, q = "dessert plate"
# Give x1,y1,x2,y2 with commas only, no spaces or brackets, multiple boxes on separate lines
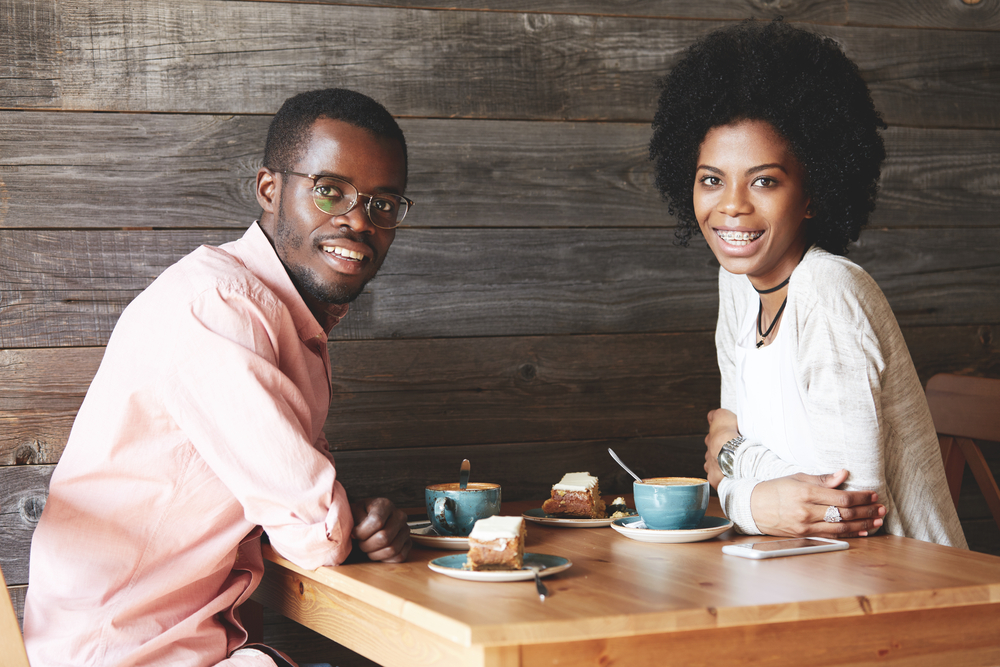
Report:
428,553,572,582
522,507,636,528
610,515,734,544
408,521,469,550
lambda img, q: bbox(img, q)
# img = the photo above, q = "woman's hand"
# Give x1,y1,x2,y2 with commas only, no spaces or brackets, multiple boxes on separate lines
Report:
703,408,740,488
749,469,885,538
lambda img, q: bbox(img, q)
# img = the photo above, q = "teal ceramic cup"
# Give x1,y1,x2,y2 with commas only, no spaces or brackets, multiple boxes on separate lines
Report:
633,477,709,530
425,482,501,537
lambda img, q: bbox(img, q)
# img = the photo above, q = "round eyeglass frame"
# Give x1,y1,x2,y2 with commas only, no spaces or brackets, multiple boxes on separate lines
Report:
280,170,413,229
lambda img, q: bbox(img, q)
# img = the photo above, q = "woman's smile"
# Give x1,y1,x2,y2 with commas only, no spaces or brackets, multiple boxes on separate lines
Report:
693,119,812,290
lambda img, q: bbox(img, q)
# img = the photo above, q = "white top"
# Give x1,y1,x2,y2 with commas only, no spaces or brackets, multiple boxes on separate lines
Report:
715,246,966,548
735,298,820,471
470,515,524,540
553,472,598,491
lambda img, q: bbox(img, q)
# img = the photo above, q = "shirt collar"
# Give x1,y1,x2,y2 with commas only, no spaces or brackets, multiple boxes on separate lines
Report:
228,222,349,339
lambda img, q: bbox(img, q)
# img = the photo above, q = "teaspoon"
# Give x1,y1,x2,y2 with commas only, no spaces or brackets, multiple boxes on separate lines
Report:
608,448,641,482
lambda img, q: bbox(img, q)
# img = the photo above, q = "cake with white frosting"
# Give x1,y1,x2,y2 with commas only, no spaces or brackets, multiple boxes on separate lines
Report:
541,472,606,518
466,516,526,571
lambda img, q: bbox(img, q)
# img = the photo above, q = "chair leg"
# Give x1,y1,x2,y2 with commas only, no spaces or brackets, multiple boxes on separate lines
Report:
940,436,965,509
957,438,1000,535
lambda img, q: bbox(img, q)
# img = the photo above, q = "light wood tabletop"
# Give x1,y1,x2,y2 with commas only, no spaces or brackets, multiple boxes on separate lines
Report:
251,499,1000,667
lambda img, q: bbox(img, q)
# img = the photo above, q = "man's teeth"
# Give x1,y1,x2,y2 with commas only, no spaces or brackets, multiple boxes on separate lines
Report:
325,246,365,261
716,230,763,246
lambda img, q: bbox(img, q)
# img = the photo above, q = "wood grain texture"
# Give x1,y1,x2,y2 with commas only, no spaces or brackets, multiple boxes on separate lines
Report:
3,324,998,466
0,112,266,229
518,607,1000,667
0,465,51,584
253,562,484,667
0,348,103,465
5,585,25,633
2,112,998,232
239,0,1000,31
2,227,999,348
0,336,718,464
258,520,1000,658
0,437,703,584
331,434,709,508
1,1,998,127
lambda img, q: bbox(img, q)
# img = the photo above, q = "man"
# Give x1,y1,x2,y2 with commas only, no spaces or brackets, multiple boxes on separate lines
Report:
24,89,413,666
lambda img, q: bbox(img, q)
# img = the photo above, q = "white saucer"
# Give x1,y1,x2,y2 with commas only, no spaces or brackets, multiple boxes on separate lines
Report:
408,521,469,550
610,515,734,543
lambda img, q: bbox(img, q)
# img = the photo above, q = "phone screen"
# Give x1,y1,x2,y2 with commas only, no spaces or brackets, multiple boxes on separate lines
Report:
746,538,825,551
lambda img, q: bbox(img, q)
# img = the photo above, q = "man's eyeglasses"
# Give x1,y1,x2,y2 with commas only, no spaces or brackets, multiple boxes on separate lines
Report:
280,171,413,229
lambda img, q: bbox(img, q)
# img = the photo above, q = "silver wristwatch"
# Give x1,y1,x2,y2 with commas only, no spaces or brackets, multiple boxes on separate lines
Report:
717,435,746,478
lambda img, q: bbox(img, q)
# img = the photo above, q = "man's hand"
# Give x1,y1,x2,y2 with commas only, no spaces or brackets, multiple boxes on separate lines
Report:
749,470,886,538
350,497,411,563
703,408,740,488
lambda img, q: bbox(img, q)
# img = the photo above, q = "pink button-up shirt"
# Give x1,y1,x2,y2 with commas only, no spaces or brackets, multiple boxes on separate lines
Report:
24,223,355,666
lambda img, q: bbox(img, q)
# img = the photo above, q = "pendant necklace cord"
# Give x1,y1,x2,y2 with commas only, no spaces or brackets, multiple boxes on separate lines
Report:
756,296,787,348
754,275,790,349
753,247,806,348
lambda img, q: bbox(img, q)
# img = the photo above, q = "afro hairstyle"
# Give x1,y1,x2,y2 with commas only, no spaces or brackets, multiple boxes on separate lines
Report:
649,19,886,255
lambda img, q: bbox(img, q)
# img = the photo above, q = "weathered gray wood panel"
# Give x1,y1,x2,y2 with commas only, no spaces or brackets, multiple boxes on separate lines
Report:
2,112,998,232
248,0,1000,31
6,585,26,633
0,464,51,584
873,127,1000,229
2,228,999,348
2,1,998,128
0,334,720,463
3,325,997,466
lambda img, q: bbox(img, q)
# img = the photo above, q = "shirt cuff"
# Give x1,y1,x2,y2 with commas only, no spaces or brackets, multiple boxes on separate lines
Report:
267,482,354,570
718,477,763,535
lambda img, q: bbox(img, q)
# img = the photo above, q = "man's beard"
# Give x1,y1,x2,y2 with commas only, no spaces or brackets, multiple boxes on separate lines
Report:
274,201,382,305
285,258,366,305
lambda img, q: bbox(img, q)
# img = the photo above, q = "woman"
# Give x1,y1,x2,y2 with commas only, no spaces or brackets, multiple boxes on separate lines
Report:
649,20,965,546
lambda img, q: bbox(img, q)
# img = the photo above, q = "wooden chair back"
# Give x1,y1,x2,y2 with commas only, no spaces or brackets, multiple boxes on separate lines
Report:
0,565,31,667
925,373,1000,534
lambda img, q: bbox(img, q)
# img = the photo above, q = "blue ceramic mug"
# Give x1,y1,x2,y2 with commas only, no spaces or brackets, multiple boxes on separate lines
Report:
633,477,709,530
425,482,501,536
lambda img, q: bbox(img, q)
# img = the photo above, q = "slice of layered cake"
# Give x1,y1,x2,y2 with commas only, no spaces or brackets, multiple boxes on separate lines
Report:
541,472,606,518
466,516,526,571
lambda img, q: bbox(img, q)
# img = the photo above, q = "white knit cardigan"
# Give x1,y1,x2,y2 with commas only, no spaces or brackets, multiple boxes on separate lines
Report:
715,246,967,548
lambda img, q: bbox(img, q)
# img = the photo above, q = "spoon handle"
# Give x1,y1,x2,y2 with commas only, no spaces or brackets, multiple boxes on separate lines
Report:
608,448,642,482
459,459,471,489
526,566,548,601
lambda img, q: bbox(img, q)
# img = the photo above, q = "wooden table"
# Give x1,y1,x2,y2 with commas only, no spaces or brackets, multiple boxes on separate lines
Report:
251,499,1000,667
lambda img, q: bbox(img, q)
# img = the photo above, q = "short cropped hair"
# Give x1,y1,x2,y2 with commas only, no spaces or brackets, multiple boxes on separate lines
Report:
263,88,407,178
649,20,886,255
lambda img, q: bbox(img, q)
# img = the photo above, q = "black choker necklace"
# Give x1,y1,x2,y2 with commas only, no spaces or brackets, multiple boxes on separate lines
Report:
753,276,790,294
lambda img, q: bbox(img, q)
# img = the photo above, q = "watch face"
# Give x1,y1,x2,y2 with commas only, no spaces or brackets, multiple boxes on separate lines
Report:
719,449,735,477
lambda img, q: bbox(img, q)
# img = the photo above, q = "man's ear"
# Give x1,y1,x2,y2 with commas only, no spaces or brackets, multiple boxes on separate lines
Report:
256,168,278,214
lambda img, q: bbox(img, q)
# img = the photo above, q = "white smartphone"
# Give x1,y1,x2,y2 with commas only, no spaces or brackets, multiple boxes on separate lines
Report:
721,537,849,559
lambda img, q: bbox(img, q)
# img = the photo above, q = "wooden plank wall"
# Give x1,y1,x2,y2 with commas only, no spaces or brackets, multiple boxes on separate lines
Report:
2,1,999,663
